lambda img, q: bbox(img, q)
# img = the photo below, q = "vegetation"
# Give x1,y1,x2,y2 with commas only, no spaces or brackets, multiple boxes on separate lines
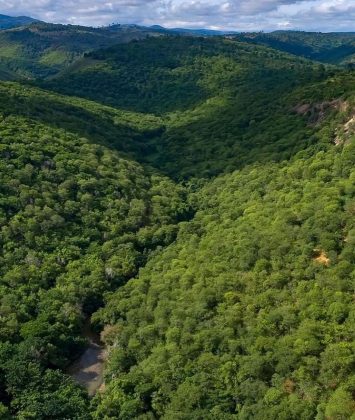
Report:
0,82,189,418
44,37,352,178
94,115,355,419
0,20,240,83
0,23,163,79
0,14,38,30
43,36,327,113
0,32,354,419
233,31,355,67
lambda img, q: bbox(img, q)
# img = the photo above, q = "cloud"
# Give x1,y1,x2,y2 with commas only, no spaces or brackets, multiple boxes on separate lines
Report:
0,0,353,31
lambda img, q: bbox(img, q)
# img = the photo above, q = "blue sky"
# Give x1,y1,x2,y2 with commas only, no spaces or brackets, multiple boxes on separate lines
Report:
0,0,354,31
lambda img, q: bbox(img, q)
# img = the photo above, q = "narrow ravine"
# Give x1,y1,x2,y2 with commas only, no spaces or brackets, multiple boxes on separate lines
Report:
67,320,106,396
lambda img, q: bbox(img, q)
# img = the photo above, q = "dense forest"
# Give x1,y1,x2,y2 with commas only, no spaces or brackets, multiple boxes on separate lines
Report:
0,22,236,80
233,32,355,67
43,37,353,178
0,22,165,79
0,27,354,419
0,81,191,418
94,112,355,419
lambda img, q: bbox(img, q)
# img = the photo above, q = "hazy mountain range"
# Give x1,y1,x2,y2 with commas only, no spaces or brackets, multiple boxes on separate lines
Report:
0,13,39,29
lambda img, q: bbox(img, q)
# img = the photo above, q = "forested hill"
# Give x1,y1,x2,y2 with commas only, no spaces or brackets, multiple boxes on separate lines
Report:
233,31,355,67
0,25,354,81
0,82,164,158
0,22,165,79
0,81,191,418
0,22,236,80
0,14,38,30
0,31,354,419
43,36,332,113
94,111,355,419
43,36,353,178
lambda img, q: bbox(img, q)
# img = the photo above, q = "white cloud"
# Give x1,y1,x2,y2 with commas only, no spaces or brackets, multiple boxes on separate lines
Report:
0,0,353,31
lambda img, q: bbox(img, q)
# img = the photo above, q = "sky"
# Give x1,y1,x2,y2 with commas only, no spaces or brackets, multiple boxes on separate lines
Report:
0,0,354,32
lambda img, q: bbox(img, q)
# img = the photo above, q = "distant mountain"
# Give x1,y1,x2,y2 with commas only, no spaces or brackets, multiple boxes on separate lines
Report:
149,24,238,36
0,14,39,29
232,31,355,66
0,21,354,81
107,23,237,36
0,22,163,79
0,21,237,80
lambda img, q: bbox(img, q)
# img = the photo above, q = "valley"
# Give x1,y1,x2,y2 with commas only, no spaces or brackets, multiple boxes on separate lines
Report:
0,15,354,420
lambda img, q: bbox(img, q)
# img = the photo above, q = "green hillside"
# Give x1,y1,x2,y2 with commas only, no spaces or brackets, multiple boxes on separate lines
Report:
0,32,354,419
0,26,354,81
0,82,163,157
0,22,237,81
0,23,164,79
44,37,351,178
43,36,328,113
0,81,190,418
233,31,355,66
0,14,38,30
95,123,355,419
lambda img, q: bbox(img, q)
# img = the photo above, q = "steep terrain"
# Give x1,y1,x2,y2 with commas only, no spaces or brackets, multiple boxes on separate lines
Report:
0,82,189,418
0,33,354,419
44,37,351,178
93,87,355,418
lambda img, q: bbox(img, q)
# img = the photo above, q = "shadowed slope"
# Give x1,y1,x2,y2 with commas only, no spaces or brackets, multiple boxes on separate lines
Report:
43,37,354,178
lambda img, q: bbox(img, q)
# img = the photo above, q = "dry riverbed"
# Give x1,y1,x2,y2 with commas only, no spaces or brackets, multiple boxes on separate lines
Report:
67,320,106,396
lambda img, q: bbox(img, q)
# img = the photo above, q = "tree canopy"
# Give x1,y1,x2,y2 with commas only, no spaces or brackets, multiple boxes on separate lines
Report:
0,33,354,419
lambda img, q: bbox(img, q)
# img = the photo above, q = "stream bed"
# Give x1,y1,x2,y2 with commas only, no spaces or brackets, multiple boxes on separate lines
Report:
67,320,106,396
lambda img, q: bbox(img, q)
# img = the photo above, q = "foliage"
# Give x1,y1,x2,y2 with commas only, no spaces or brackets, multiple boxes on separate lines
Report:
0,82,188,417
43,37,354,179
234,31,355,66
94,127,355,419
0,32,354,419
43,36,328,113
0,22,163,79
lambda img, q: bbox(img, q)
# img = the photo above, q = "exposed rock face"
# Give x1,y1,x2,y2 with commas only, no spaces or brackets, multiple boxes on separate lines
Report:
334,115,355,146
293,100,348,126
